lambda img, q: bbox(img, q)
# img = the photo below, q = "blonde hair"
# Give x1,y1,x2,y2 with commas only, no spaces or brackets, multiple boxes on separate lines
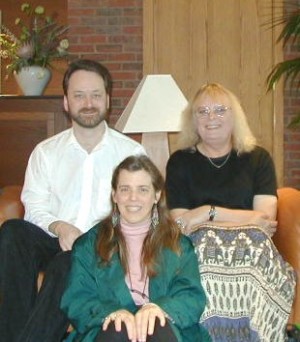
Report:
178,83,257,154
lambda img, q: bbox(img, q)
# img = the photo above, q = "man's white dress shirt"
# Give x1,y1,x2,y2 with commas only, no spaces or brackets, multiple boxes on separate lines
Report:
21,123,145,235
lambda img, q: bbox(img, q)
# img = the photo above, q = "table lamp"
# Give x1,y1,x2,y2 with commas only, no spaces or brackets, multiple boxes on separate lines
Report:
114,74,187,178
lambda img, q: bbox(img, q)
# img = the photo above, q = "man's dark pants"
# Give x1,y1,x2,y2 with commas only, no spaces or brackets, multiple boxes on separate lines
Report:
0,219,71,342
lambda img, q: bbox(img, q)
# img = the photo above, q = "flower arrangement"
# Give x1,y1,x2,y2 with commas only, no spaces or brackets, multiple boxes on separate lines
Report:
0,3,69,75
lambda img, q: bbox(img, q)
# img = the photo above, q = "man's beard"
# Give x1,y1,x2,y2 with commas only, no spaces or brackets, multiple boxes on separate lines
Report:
70,107,107,128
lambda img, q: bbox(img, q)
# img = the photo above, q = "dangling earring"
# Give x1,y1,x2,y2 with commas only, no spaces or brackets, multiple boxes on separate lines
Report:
112,203,119,228
151,202,159,229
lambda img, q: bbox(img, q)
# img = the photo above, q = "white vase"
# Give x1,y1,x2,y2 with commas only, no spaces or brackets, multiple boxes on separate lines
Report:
14,66,52,96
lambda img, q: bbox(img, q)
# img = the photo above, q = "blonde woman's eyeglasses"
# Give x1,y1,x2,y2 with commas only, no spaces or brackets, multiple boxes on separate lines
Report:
194,105,231,119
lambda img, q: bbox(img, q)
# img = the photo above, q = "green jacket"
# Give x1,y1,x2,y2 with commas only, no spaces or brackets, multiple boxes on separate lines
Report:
61,224,211,342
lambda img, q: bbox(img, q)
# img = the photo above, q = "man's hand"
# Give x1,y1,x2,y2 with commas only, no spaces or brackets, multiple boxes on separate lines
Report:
49,221,82,251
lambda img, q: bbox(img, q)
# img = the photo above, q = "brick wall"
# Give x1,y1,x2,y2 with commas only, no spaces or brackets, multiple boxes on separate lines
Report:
283,1,300,188
68,0,143,126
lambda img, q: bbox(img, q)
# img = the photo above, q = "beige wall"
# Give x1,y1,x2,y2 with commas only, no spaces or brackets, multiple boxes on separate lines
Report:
144,0,284,185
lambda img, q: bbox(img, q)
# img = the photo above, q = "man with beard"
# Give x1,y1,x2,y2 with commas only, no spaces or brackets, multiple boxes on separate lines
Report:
0,59,146,342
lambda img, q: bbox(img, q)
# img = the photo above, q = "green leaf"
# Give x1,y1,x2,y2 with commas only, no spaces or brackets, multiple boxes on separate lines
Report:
288,113,300,128
267,58,300,91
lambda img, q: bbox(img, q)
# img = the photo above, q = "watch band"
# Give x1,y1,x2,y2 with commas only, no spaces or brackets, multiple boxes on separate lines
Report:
209,205,216,221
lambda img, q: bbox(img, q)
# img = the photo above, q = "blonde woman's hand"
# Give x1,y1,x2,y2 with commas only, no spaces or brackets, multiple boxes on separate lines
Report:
103,309,137,341
248,211,278,237
135,303,166,342
260,218,277,237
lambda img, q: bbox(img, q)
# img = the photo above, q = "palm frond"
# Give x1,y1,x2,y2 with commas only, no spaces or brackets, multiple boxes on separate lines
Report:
264,2,300,129
278,9,300,45
267,58,300,90
288,112,300,128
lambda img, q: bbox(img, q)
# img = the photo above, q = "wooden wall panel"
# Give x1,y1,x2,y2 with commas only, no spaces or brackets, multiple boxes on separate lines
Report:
0,96,68,187
0,112,47,186
143,0,284,185
144,0,192,94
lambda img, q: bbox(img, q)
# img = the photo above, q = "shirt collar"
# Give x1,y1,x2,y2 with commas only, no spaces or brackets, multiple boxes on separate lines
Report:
65,121,110,152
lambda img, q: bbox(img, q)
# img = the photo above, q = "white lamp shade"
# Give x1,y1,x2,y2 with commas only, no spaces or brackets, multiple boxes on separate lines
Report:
115,74,187,133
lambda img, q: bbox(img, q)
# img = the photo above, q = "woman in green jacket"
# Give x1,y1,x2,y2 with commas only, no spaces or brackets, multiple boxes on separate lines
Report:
61,155,210,342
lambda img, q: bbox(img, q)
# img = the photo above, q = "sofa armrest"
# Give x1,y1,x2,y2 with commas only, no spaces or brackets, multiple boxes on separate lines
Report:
274,187,300,268
273,187,300,323
0,185,24,226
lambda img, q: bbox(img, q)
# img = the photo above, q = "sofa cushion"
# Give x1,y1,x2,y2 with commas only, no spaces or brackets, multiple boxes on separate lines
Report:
273,187,300,324
0,186,24,226
274,187,300,269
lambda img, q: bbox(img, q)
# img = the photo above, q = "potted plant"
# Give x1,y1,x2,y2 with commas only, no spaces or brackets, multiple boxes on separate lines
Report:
266,5,300,127
0,2,69,95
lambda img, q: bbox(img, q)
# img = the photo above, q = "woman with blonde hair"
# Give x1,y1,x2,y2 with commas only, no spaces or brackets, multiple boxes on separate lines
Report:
166,83,295,341
179,83,256,154
61,155,210,342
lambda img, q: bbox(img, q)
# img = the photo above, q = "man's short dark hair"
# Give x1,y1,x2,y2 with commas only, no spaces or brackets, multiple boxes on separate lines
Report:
62,59,112,96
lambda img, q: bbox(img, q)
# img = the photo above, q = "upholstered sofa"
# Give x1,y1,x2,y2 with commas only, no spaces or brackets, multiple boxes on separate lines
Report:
273,187,300,324
0,185,300,324
0,186,24,225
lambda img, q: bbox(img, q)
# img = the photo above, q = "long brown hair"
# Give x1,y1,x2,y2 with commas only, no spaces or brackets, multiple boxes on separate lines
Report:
96,155,180,277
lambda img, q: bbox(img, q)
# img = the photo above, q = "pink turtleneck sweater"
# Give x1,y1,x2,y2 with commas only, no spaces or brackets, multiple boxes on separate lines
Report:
121,218,151,306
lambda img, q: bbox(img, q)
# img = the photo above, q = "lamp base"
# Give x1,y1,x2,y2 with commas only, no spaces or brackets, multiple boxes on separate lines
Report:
141,132,169,179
